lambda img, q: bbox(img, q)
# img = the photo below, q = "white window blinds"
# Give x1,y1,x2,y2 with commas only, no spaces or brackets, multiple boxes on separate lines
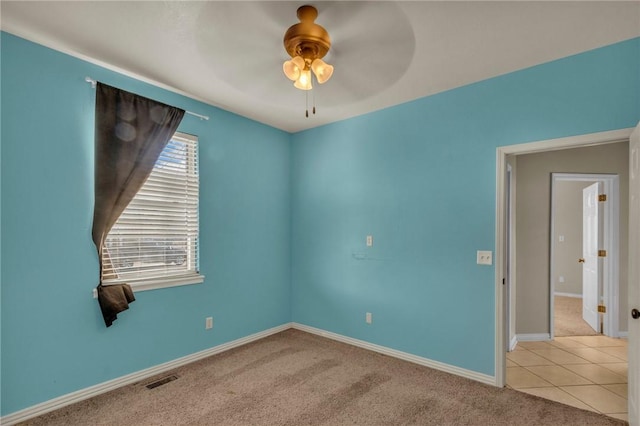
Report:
103,132,202,289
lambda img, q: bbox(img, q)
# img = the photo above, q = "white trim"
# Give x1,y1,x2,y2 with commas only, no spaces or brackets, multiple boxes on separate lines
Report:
509,335,518,352
505,163,515,353
495,147,507,386
516,333,552,342
125,274,205,292
498,129,633,156
93,275,205,298
618,331,628,339
292,323,496,386
495,127,633,387
2,321,501,424
553,292,583,298
604,175,621,338
0,323,292,426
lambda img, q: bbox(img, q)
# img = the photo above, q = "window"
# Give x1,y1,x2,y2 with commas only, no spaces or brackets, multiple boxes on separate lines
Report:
102,132,203,291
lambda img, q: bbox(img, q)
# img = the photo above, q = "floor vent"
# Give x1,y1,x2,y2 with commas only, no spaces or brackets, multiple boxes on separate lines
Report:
146,375,178,389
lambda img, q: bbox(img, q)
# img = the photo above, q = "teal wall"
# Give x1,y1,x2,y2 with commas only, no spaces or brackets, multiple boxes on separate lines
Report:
1,31,639,416
0,33,292,415
290,37,640,375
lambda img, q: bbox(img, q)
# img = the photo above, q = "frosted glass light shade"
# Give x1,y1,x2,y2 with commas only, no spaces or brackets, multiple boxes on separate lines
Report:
294,69,313,90
283,56,305,81
311,59,334,84
283,60,300,81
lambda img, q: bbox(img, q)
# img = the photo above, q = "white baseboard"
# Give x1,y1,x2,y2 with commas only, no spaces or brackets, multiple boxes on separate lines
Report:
3,321,498,424
516,333,551,342
617,331,628,338
291,323,496,386
0,323,293,426
509,335,518,351
553,292,582,298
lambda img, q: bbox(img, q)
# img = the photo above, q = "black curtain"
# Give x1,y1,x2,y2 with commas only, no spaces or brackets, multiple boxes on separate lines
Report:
92,82,185,327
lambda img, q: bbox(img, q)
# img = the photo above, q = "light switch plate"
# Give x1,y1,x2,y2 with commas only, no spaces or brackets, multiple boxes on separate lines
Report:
477,250,492,265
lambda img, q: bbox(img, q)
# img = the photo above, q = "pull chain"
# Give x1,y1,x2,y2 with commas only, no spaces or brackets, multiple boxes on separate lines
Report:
303,73,317,118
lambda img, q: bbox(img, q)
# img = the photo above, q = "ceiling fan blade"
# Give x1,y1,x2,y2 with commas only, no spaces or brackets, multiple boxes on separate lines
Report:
194,3,286,86
315,2,369,34
253,1,298,28
324,2,415,104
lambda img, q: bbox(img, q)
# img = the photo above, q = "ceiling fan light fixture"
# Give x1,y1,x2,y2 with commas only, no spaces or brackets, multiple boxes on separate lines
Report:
283,5,333,95
294,69,313,90
283,56,306,81
311,58,333,84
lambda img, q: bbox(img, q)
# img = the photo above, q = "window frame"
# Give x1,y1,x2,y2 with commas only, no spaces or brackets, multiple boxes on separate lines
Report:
101,132,204,292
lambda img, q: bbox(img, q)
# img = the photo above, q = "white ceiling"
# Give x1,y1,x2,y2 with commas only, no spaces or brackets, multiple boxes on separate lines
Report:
2,1,639,133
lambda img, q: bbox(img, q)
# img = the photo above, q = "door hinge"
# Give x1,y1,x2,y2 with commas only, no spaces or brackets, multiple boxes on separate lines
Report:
598,194,607,202
598,304,606,313
598,250,607,257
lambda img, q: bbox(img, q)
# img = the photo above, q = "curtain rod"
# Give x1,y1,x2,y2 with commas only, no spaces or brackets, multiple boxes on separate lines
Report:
85,77,209,121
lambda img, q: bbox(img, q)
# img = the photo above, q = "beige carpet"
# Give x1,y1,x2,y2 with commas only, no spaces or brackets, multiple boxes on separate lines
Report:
554,295,599,337
21,329,623,426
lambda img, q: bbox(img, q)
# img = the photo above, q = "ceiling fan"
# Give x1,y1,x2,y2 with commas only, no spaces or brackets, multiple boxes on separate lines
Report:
281,4,335,116
282,5,334,91
195,2,415,113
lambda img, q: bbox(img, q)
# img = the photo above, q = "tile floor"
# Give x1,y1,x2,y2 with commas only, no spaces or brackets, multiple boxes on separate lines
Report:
506,335,628,422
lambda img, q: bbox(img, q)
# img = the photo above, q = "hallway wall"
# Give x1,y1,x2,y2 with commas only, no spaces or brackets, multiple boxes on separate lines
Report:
516,142,629,335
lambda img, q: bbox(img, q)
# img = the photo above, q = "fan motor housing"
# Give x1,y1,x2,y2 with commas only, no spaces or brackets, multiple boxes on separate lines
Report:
283,5,331,60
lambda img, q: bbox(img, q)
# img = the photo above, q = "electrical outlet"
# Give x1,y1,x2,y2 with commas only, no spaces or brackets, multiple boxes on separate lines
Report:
476,250,492,265
366,235,373,247
365,312,372,324
205,317,213,329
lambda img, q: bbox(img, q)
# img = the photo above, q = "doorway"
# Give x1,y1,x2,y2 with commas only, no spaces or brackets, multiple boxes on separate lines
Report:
495,128,633,420
550,173,620,339
495,128,633,384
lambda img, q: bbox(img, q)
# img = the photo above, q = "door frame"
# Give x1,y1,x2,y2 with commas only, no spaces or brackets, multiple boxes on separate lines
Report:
549,173,619,339
494,127,633,387
505,163,516,351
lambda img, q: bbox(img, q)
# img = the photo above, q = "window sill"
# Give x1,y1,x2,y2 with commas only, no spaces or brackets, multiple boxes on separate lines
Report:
93,274,205,298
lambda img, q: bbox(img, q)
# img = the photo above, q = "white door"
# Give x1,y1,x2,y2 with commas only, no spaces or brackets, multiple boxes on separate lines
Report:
629,122,640,426
582,182,602,332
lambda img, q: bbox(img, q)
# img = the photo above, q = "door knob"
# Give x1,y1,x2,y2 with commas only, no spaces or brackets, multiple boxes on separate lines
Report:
578,258,585,263
632,309,640,319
